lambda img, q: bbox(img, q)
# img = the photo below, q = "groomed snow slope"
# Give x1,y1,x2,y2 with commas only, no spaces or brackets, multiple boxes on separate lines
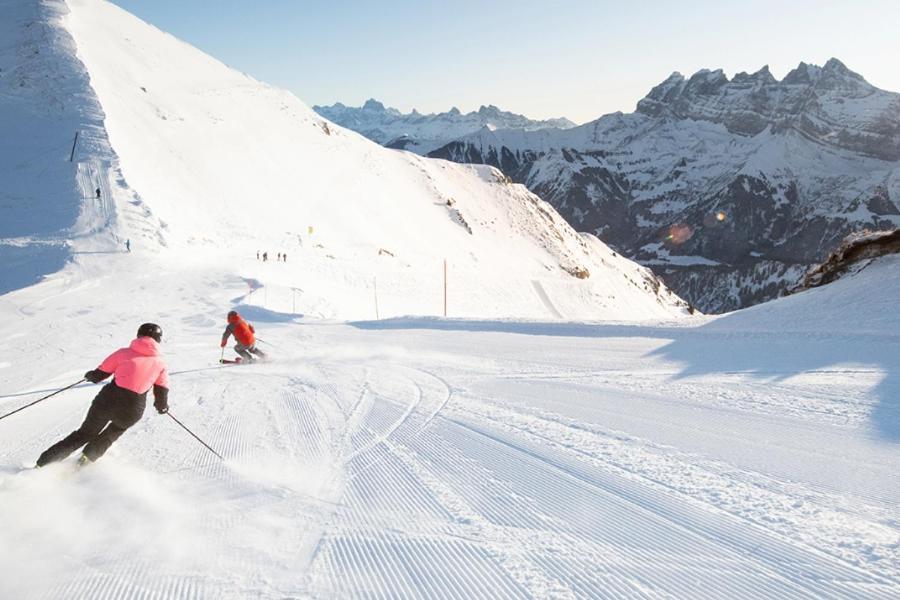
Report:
41,0,684,322
0,245,897,599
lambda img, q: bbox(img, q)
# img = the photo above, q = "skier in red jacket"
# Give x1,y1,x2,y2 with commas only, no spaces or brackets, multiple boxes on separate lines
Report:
221,311,267,363
37,323,170,467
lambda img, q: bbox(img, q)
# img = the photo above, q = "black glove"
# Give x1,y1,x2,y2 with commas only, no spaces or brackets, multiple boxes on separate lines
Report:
84,369,109,384
153,384,169,414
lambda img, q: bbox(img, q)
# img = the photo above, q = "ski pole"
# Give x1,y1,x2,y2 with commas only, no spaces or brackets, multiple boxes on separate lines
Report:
0,379,85,422
220,347,225,363
166,412,224,460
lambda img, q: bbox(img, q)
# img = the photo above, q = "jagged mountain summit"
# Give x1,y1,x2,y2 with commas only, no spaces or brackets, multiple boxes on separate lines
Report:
636,59,900,161
425,59,900,312
313,99,576,154
0,0,687,321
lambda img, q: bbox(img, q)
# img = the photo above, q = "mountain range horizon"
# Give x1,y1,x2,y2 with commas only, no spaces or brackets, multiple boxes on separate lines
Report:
316,57,892,127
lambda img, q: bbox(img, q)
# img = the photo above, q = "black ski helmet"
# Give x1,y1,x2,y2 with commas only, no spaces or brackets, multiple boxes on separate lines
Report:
137,323,163,343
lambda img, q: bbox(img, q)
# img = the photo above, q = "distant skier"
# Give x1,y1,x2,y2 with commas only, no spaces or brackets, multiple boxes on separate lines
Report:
36,323,169,467
256,250,260,260
220,310,267,363
263,251,268,262
95,187,101,200
283,253,287,262
277,252,282,261
125,239,131,253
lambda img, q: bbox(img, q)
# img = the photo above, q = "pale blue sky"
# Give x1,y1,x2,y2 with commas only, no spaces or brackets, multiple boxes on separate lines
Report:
111,0,900,124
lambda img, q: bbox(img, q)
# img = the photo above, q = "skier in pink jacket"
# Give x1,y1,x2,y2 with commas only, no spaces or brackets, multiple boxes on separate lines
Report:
37,323,170,467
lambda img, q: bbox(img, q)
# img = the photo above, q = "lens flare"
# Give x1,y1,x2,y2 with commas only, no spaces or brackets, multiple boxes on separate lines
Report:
716,211,727,222
665,223,693,245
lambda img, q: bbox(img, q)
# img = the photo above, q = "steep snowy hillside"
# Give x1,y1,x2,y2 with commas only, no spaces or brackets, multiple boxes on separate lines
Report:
314,99,576,154
0,0,688,321
428,60,900,312
0,0,149,294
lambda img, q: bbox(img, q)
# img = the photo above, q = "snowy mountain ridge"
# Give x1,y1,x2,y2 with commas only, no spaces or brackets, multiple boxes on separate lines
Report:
426,59,900,312
313,98,576,154
636,58,900,161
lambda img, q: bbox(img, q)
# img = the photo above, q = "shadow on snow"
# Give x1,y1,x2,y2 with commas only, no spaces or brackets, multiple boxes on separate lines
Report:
351,313,900,442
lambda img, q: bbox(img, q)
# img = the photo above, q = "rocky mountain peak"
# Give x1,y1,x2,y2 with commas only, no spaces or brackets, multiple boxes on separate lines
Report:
822,57,851,75
362,98,387,111
478,104,502,117
683,68,729,96
817,57,869,90
732,66,776,85
782,61,820,85
636,72,686,115
779,58,866,87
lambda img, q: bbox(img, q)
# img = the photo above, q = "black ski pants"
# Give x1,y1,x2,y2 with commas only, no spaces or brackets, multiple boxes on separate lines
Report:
37,382,146,466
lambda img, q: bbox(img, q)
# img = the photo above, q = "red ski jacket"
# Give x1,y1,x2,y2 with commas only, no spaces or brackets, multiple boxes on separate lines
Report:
221,313,255,346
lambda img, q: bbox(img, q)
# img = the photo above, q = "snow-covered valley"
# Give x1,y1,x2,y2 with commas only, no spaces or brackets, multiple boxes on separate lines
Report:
1,0,898,598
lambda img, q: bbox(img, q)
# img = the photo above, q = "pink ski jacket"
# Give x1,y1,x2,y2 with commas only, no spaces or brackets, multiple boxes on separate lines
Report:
98,337,169,394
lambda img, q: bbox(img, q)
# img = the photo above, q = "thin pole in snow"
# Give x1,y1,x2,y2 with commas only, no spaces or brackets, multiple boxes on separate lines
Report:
167,412,224,460
443,259,447,317
374,277,380,320
69,131,79,162
0,379,85,421
290,287,301,314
